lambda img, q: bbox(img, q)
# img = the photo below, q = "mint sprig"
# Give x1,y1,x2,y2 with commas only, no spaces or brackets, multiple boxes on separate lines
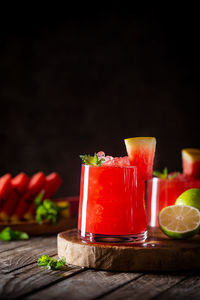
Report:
35,192,69,224
37,254,66,270
0,227,29,241
80,153,104,166
153,168,180,180
153,167,169,179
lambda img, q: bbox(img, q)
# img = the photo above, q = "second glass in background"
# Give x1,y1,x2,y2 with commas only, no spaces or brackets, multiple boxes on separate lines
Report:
146,176,200,227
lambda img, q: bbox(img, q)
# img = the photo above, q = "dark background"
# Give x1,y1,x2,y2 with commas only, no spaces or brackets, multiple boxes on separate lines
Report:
0,6,200,197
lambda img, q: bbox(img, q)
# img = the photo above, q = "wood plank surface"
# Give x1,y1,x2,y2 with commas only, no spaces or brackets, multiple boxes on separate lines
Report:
100,273,187,300
0,237,57,273
153,275,200,300
0,240,31,254
0,236,84,299
0,257,83,300
24,270,142,300
1,235,200,300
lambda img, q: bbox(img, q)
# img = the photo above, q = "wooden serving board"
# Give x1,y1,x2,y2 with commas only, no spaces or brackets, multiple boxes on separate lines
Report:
57,228,200,272
0,217,77,236
0,196,79,236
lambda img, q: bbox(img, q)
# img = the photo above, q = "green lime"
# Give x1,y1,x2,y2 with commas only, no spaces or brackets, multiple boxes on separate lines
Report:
158,205,200,239
175,188,200,211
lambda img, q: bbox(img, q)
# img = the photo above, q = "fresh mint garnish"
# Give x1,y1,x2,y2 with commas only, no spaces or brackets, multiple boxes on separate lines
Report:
153,167,168,179
34,192,69,224
80,153,104,166
37,254,66,270
168,172,180,179
153,168,180,180
0,227,29,241
34,190,45,208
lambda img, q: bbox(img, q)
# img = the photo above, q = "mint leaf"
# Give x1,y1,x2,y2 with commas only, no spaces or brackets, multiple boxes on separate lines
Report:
38,254,51,266
0,227,29,241
153,168,168,179
55,257,66,269
37,254,66,270
34,190,45,208
153,168,180,180
168,172,180,180
163,167,168,178
35,199,69,224
80,153,104,166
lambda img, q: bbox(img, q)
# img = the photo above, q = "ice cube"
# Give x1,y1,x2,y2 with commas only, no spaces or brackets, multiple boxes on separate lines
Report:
97,151,114,163
97,151,105,158
103,156,130,167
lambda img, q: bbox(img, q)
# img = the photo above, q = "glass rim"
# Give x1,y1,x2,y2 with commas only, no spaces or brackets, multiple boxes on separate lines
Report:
147,176,192,182
81,163,137,169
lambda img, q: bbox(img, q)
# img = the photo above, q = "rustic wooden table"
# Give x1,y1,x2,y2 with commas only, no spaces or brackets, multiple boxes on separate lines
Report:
0,236,200,300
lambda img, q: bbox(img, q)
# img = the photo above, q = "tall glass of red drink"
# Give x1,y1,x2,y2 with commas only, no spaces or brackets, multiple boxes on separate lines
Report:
78,162,147,243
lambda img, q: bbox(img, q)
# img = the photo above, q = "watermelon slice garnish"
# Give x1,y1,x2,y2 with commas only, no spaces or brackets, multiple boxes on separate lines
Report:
124,137,156,180
182,148,200,179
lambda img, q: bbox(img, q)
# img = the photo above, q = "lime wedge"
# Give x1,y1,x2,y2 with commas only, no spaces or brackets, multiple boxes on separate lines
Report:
159,205,200,239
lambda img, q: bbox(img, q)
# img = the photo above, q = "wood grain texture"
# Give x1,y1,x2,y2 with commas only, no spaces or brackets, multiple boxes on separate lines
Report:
0,257,83,300
2,235,200,300
153,275,200,300
101,273,187,300
24,269,142,300
0,240,31,254
58,229,200,272
0,236,57,273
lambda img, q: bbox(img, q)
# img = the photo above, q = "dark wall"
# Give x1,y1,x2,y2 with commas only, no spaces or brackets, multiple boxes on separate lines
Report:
1,7,200,197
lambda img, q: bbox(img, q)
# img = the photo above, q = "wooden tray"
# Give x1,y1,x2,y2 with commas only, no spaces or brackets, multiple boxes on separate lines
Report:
0,196,79,236
0,217,77,236
57,228,200,272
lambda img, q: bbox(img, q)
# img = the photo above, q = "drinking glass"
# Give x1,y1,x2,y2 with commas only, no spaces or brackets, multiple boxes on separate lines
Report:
146,177,200,228
78,164,147,243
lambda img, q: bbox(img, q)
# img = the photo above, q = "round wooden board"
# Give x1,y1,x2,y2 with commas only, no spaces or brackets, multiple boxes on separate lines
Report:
57,228,200,272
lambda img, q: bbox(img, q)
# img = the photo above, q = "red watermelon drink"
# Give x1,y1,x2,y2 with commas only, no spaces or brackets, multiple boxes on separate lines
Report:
146,174,200,227
78,137,156,243
147,148,200,227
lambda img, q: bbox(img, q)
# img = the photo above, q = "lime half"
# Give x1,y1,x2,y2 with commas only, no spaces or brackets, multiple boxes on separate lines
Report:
159,205,200,239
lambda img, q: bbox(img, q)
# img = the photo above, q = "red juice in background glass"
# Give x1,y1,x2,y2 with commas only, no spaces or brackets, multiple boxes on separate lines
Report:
78,155,147,242
146,174,200,227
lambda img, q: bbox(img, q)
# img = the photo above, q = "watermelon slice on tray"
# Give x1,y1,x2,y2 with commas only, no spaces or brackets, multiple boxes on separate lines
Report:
182,148,200,179
43,172,62,198
12,172,30,193
0,189,19,221
24,172,62,220
124,137,156,180
0,174,12,201
0,170,79,235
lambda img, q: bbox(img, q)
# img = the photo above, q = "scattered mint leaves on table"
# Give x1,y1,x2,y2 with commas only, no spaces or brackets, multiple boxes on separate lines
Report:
34,191,69,224
80,153,104,166
153,168,180,179
0,227,29,241
37,254,66,270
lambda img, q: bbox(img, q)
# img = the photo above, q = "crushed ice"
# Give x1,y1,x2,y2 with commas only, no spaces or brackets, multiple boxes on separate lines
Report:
97,151,130,167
